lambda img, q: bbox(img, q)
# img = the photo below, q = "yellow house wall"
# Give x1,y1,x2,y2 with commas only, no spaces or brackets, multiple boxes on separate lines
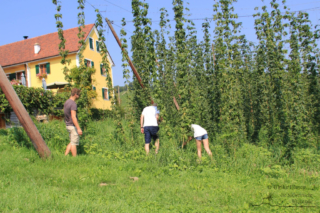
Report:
3,65,26,74
28,54,77,91
3,27,113,111
83,28,113,110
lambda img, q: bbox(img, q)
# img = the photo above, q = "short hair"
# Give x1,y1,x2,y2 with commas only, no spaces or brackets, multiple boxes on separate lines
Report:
71,88,80,96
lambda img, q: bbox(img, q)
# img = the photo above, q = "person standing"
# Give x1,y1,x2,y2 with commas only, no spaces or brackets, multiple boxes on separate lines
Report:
140,104,160,155
64,88,82,156
183,124,212,160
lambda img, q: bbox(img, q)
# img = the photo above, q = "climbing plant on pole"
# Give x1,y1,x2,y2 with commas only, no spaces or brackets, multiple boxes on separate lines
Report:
130,0,157,122
213,0,246,148
69,0,96,127
94,9,113,102
52,0,71,84
173,0,192,139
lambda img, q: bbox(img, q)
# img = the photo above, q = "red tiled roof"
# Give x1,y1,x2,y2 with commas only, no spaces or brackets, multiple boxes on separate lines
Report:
0,24,95,67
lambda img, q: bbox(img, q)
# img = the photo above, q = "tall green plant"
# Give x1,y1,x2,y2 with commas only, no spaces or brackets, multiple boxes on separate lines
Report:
213,0,247,147
131,0,156,120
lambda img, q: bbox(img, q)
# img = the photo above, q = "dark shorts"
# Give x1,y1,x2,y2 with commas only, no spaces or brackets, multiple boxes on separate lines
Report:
195,134,208,140
144,126,159,144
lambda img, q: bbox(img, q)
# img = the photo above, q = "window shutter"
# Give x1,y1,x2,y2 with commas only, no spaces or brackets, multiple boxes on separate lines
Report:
102,88,105,99
36,65,40,74
93,86,96,91
91,61,94,68
46,63,50,74
9,73,16,81
96,41,99,52
89,38,93,49
84,59,87,67
100,64,103,75
107,89,110,100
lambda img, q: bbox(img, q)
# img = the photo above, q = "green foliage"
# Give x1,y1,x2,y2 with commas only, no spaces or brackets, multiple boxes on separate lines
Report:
0,86,53,115
52,0,71,80
261,165,287,178
94,8,113,100
131,0,156,120
0,119,320,212
293,148,320,170
111,0,320,164
90,108,113,120
51,92,69,117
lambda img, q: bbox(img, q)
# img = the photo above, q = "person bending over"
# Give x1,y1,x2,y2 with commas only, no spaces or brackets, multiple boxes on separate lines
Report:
182,124,212,160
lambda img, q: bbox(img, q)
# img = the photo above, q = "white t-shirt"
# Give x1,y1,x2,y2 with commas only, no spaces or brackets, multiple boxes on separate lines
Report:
142,106,160,127
191,124,207,138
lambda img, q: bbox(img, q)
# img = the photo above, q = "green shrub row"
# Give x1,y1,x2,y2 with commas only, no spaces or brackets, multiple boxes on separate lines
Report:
0,86,111,122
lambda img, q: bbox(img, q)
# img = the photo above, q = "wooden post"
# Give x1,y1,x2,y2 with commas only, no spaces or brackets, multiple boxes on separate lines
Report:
0,65,51,158
105,18,144,89
105,18,182,109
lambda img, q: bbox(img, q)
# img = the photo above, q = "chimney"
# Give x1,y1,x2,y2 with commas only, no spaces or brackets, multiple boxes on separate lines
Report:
23,36,28,40
34,43,41,54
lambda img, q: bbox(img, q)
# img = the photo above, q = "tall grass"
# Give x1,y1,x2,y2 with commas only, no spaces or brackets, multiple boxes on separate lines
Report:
0,119,320,212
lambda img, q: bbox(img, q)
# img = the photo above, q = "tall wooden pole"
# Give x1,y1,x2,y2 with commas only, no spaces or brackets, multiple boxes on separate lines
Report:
105,18,144,89
0,65,51,158
105,17,180,110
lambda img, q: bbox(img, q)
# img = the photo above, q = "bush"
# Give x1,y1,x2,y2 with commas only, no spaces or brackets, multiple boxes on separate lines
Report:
0,86,54,115
91,108,114,120
52,92,69,117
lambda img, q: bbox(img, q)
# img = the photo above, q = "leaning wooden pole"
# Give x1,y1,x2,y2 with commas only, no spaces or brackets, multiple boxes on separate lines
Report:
105,18,181,110
0,65,51,158
105,18,144,89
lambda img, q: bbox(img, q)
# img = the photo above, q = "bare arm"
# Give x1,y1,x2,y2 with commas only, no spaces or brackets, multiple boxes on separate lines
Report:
71,110,82,135
140,114,144,133
182,136,193,148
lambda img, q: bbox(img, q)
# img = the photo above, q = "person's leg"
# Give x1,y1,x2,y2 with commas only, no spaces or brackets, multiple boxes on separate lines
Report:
67,126,79,157
196,139,202,159
144,127,151,155
65,127,72,156
70,144,77,156
65,143,71,156
152,127,160,154
202,138,213,160
145,143,150,155
155,139,159,154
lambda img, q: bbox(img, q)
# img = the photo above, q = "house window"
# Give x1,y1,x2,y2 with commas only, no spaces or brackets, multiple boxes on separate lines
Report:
40,64,46,74
100,64,106,76
36,63,50,75
89,38,94,50
102,88,109,100
84,59,94,68
6,71,25,81
7,73,16,81
96,41,100,52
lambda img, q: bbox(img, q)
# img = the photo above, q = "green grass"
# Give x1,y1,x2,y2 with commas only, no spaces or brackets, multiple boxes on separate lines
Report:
0,120,320,212
119,90,130,108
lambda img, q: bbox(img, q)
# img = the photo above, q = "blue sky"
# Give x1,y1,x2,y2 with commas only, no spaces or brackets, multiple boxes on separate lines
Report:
1,0,320,86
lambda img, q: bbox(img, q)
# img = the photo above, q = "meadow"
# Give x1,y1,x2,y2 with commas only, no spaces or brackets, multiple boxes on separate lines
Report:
0,117,320,212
